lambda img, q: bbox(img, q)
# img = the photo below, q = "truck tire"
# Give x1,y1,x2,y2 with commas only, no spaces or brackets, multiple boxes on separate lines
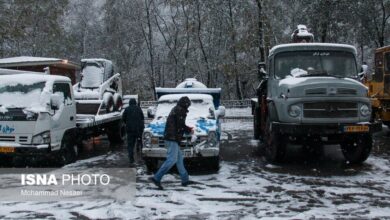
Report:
264,119,286,163
103,92,114,113
340,134,372,164
107,120,126,146
113,93,123,112
59,134,78,165
253,106,260,140
145,158,158,173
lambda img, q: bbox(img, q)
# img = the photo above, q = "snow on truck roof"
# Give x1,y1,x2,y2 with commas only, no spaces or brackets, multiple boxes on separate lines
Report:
0,56,79,69
158,94,213,102
0,56,62,64
81,58,112,64
0,73,71,84
176,78,207,88
269,43,357,56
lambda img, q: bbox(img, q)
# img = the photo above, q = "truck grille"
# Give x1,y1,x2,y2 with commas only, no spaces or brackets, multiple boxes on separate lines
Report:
303,102,358,118
0,136,15,142
19,136,28,143
158,137,201,148
305,88,357,96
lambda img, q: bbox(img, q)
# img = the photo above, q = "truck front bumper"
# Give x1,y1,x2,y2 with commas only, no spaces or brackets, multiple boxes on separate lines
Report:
272,121,382,135
142,147,219,159
0,142,56,156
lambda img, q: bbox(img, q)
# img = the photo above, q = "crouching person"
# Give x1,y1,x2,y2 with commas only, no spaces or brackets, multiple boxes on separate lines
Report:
123,98,144,167
149,96,194,190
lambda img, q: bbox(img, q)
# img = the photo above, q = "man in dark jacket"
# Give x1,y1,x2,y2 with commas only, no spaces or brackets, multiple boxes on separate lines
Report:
122,98,144,165
149,96,193,190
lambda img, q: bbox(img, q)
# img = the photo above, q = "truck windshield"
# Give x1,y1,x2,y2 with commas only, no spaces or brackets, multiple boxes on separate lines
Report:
80,63,104,88
0,82,46,108
156,99,215,120
274,51,358,79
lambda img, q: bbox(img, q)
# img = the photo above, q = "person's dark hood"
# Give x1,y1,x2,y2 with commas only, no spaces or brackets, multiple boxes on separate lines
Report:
177,96,191,109
129,98,137,106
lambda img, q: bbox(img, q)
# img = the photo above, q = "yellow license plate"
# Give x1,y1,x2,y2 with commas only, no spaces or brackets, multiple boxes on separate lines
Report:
343,125,369,133
0,147,15,153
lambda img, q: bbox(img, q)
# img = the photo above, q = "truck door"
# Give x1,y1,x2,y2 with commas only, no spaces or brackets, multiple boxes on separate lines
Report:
51,82,76,151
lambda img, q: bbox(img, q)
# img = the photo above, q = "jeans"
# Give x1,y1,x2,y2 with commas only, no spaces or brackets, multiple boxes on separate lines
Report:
127,134,136,163
154,140,189,183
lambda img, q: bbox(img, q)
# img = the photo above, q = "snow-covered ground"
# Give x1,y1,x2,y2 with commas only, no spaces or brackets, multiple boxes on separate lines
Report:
0,121,389,219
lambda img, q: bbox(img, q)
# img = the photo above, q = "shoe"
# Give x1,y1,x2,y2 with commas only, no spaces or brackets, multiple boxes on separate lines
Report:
181,180,198,187
128,162,135,168
149,177,163,190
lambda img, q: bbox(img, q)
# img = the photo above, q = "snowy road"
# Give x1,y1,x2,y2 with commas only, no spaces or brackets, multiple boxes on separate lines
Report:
0,121,389,219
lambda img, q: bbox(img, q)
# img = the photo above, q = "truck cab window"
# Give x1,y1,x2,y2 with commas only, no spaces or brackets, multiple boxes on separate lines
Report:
53,83,72,105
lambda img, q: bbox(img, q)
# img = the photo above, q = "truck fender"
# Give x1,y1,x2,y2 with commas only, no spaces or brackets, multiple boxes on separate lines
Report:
267,101,279,122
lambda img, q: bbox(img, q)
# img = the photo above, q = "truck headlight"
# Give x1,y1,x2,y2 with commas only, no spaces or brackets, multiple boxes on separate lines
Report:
288,105,301,117
143,132,152,148
32,131,51,145
207,131,218,148
360,104,370,117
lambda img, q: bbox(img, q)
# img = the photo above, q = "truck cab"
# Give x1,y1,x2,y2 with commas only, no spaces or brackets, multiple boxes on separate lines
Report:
253,43,382,164
365,45,390,128
0,74,77,163
142,78,225,171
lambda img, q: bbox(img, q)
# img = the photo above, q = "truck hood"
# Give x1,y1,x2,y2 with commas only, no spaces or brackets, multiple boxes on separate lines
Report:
145,118,218,136
277,77,367,97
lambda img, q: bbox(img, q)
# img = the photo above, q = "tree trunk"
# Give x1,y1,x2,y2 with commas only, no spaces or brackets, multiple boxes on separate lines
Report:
228,0,243,99
196,0,211,87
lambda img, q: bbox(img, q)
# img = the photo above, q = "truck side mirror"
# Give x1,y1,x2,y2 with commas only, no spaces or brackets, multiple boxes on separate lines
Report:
147,107,155,119
216,106,226,118
258,62,267,78
50,94,62,111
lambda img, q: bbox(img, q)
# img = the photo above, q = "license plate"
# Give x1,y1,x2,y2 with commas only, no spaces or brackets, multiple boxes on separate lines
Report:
343,125,369,133
0,147,15,153
183,150,193,157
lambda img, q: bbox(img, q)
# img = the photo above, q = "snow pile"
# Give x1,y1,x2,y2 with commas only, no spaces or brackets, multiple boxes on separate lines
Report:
80,64,104,88
0,105,8,113
0,56,61,64
148,94,218,136
73,86,100,100
290,68,308,77
176,78,207,88
155,94,214,120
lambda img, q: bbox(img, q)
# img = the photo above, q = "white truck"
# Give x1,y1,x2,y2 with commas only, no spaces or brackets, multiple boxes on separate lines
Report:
0,73,125,165
142,78,225,172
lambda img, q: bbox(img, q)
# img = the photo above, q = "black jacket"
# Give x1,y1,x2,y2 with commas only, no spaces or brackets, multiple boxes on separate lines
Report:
123,99,144,137
164,96,192,143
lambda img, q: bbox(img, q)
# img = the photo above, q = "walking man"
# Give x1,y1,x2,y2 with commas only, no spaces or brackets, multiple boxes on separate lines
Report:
123,98,144,166
149,96,193,190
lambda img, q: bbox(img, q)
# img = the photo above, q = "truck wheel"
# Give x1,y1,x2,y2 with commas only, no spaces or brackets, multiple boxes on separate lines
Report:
107,120,126,147
264,119,286,163
145,158,158,173
103,93,114,113
253,106,260,139
341,134,372,164
59,134,78,165
113,94,123,112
